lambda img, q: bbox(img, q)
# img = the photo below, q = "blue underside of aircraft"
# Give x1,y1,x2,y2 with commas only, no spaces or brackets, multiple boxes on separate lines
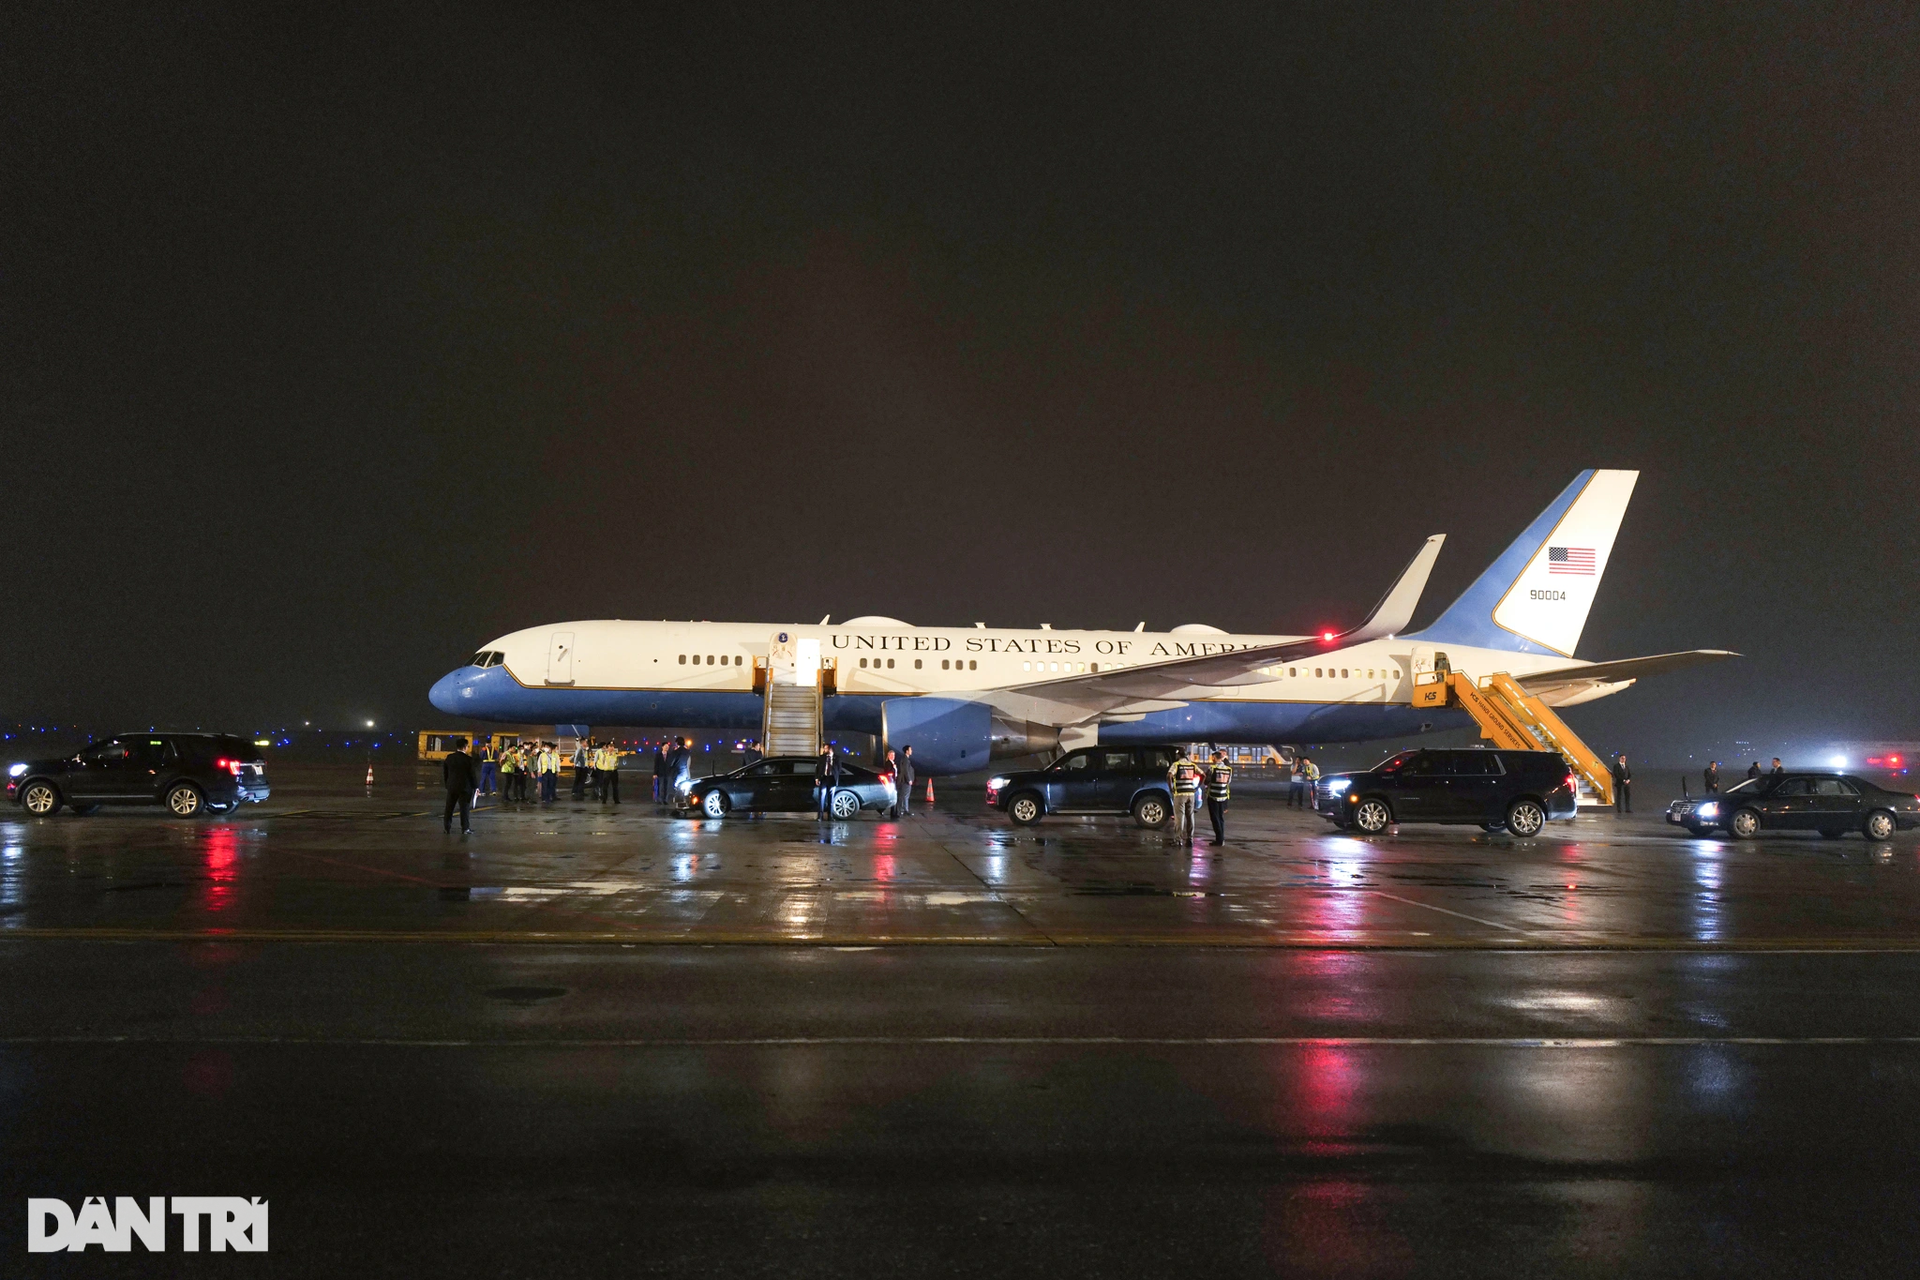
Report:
429,664,1473,764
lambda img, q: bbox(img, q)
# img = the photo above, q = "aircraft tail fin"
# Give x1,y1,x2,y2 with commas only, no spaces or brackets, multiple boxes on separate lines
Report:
1408,470,1639,657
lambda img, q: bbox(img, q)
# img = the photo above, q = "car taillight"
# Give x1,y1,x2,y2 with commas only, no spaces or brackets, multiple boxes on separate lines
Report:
1566,773,1577,791
215,758,244,776
879,772,893,786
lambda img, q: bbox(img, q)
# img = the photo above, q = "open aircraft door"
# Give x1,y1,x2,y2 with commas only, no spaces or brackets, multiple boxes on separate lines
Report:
1409,644,1446,709
546,631,575,685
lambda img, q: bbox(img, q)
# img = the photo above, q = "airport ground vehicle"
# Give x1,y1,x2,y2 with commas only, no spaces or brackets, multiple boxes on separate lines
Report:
1666,773,1920,840
679,755,896,819
987,745,1180,828
6,733,269,817
1315,747,1577,836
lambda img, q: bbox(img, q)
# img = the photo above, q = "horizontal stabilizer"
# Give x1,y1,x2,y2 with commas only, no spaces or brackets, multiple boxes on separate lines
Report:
1516,649,1739,689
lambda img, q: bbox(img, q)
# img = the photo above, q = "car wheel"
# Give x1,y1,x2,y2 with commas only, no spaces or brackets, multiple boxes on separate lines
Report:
701,789,729,818
69,803,99,816
19,781,61,817
165,783,206,818
1132,794,1169,829
1007,793,1043,826
831,789,861,820
1728,808,1761,840
1352,798,1392,834
1505,799,1546,838
1865,809,1896,842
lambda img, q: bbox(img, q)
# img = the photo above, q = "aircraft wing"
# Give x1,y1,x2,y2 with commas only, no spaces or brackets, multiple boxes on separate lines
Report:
1514,649,1740,690
977,535,1445,725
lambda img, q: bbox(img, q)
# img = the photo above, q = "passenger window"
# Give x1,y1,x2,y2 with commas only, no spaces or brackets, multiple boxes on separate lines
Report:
1455,754,1501,776
1341,669,1349,679
941,660,949,670
1772,778,1811,796
1090,662,1099,672
1023,662,1031,671
887,659,895,669
678,655,686,664
743,762,777,777
915,659,922,669
1813,778,1856,796
1315,668,1323,678
1401,751,1440,776
1288,668,1297,677
1059,753,1091,772
1096,750,1132,772
1140,748,1173,770
969,660,977,670
860,658,868,668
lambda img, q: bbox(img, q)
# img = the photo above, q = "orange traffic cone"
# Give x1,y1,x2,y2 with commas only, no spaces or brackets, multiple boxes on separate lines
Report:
365,766,374,786
925,778,935,805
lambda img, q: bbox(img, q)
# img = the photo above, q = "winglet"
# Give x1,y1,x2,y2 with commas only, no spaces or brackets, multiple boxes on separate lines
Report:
1348,534,1445,643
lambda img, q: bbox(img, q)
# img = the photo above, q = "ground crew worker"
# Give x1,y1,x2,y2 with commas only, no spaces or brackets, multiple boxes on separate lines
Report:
515,745,533,802
1204,750,1233,845
600,742,620,804
478,739,498,795
540,742,561,803
498,746,518,803
1611,753,1633,814
1167,747,1204,845
1287,755,1308,809
1704,761,1719,794
572,740,590,800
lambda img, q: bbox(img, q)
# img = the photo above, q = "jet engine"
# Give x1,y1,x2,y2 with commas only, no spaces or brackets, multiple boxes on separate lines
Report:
879,698,1061,775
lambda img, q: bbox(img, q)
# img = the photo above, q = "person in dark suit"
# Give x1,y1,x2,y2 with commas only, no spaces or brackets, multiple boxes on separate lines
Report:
897,745,916,817
1704,761,1719,794
652,742,668,804
742,739,763,766
814,744,842,819
441,738,479,834
1611,753,1633,814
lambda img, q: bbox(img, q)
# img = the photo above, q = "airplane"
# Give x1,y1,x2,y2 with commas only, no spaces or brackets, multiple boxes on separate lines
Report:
428,469,1735,775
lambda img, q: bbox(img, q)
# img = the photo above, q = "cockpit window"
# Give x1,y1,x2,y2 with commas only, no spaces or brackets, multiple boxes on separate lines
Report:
469,650,506,668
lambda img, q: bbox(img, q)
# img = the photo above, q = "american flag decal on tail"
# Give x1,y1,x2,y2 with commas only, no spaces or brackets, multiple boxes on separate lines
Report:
1548,546,1596,575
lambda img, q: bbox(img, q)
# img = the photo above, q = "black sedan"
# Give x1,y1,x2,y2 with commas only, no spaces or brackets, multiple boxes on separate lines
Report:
1667,772,1920,840
679,756,897,819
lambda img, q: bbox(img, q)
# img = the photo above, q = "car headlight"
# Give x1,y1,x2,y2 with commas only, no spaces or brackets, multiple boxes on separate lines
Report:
1325,778,1351,794
7,764,24,777
676,777,696,793
1695,802,1718,818
988,777,1009,790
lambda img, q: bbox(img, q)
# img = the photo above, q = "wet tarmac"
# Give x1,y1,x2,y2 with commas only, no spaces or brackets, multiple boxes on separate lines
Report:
5,763,1920,1275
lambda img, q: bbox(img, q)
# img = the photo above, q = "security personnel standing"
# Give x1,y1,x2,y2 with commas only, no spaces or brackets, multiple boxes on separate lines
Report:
441,737,479,835
898,745,916,818
571,739,590,800
743,739,763,766
1704,761,1720,794
1167,747,1204,845
1611,753,1633,814
541,742,561,803
478,740,498,796
1204,750,1233,845
815,743,842,819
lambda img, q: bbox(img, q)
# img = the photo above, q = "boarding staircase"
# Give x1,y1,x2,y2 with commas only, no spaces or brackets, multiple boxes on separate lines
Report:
759,631,826,757
1412,670,1615,806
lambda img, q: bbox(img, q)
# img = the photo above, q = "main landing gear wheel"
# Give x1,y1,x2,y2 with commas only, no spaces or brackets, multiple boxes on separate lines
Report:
166,783,206,818
20,782,60,817
1865,810,1897,842
1132,794,1169,829
1504,799,1546,838
1352,799,1392,835
701,790,729,818
1007,793,1043,826
1728,808,1761,840
830,789,861,820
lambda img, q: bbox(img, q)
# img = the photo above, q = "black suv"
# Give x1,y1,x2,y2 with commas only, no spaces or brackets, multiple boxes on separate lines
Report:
1316,747,1577,836
7,733,270,818
988,745,1179,828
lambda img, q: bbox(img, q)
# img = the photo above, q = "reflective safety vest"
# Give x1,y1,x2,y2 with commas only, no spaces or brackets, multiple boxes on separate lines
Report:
499,753,516,774
1205,762,1233,802
1168,759,1204,795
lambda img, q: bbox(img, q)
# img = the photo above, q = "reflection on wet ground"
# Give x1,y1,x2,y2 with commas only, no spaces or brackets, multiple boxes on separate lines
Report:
3,764,1919,1274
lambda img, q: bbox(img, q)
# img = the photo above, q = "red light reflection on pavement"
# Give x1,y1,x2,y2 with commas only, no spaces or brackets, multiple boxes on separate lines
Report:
200,827,239,915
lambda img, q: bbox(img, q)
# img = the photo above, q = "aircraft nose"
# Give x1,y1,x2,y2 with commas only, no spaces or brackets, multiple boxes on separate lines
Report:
428,669,468,716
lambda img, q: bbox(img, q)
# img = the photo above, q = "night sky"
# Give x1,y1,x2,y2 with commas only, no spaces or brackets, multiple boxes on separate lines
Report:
6,4,1916,760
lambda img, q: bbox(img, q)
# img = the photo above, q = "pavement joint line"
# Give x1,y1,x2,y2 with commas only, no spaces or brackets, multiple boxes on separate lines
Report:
8,927,1920,951
1365,888,1524,932
4,1035,1920,1048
